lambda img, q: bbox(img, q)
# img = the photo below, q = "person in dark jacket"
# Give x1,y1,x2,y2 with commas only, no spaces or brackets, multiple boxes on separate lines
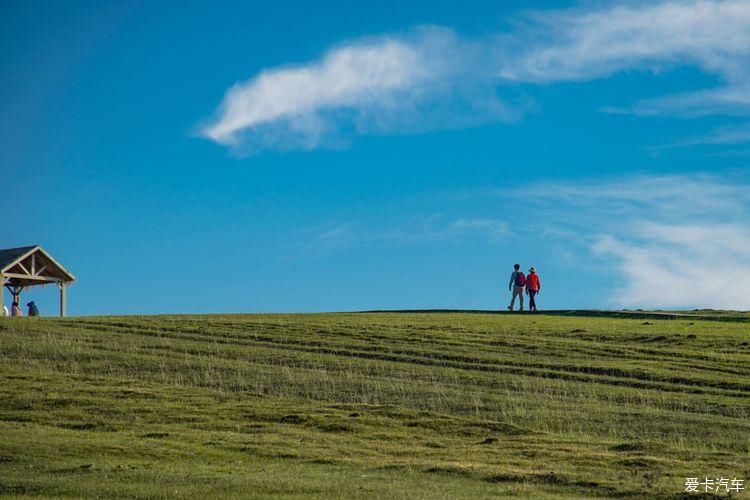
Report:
507,263,525,311
11,302,23,317
27,301,39,317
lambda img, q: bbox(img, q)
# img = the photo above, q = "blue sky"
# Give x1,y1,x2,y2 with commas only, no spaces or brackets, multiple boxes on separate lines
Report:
3,0,750,315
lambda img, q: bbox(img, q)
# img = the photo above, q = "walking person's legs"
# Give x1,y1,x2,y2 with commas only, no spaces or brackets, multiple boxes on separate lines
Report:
509,286,524,310
529,290,537,311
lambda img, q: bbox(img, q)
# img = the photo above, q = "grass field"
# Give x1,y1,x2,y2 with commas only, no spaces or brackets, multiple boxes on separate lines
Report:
0,311,748,498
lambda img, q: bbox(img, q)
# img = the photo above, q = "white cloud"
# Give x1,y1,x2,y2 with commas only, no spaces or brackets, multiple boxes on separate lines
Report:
201,26,515,154
662,123,750,149
523,173,750,309
500,0,750,119
617,86,750,118
501,1,750,82
594,222,750,309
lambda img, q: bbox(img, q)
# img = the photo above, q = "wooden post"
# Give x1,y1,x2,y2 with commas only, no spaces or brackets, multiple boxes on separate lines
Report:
59,283,66,318
11,288,20,317
0,274,3,313
12,286,20,310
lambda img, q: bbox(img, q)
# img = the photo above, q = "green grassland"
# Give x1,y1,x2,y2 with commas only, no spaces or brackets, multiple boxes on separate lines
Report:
0,311,748,498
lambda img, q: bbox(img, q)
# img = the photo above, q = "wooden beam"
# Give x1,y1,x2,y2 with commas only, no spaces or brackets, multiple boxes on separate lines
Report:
11,285,24,302
0,274,3,313
59,283,66,318
31,254,35,275
34,247,76,282
15,261,30,275
34,265,47,276
2,273,62,282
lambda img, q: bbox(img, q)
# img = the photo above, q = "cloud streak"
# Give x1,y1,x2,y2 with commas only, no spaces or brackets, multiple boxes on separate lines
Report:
502,0,750,121
201,27,516,154
657,123,750,150
501,1,750,83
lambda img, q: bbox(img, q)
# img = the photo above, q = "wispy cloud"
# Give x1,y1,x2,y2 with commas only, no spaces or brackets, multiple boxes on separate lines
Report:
614,86,750,118
686,124,750,145
501,1,750,83
522,173,750,309
200,26,517,154
655,123,750,151
501,0,750,122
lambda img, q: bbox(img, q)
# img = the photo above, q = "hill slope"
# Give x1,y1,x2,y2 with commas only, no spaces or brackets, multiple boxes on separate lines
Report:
1,312,748,498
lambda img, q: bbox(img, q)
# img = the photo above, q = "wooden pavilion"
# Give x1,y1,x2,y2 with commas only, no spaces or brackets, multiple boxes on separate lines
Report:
0,245,76,317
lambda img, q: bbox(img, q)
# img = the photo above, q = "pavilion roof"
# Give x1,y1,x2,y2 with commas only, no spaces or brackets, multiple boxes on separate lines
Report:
0,245,76,286
0,246,38,271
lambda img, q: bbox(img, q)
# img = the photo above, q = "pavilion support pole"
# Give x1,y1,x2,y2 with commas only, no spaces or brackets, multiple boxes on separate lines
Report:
59,283,66,318
12,286,21,309
0,274,3,311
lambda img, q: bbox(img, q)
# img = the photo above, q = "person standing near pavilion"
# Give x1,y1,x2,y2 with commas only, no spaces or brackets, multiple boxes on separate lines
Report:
11,302,23,317
27,301,39,317
507,263,526,311
525,267,541,311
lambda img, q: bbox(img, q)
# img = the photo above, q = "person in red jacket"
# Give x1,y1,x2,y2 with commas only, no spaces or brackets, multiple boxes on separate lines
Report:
525,267,541,311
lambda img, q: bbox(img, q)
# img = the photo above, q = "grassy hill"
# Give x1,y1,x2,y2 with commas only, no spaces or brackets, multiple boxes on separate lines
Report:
0,311,748,498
